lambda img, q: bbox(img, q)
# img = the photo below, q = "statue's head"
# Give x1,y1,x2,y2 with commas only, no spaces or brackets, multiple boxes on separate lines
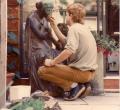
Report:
36,0,53,18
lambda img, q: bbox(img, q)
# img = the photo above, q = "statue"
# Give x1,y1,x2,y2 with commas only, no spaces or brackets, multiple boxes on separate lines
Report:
25,1,61,92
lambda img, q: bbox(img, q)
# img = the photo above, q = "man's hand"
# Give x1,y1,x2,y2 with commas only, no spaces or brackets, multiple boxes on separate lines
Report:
48,16,56,28
44,59,55,67
48,16,66,45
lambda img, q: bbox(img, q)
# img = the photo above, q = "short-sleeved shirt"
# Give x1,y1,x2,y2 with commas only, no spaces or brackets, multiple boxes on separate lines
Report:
65,23,98,71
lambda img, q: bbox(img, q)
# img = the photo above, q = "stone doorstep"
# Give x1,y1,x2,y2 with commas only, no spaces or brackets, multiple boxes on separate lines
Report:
104,89,120,93
12,77,120,92
104,76,120,80
104,76,120,91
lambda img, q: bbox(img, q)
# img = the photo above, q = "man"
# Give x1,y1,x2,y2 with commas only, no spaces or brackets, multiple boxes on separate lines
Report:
38,3,98,101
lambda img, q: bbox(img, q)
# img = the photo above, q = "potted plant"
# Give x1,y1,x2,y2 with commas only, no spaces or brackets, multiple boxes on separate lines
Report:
91,31,119,56
90,31,119,95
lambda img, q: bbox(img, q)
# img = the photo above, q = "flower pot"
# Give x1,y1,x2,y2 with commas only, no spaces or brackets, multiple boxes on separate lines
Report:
6,73,15,100
7,73,15,85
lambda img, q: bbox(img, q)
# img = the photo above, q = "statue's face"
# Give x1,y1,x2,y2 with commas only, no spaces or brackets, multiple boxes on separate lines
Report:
36,1,53,17
43,3,53,16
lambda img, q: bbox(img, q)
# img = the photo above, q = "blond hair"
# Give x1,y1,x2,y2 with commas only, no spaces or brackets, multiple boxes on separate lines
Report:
67,3,86,24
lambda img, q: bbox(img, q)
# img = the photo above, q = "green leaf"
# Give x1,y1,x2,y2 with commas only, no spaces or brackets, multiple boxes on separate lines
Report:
91,31,119,53
10,98,44,110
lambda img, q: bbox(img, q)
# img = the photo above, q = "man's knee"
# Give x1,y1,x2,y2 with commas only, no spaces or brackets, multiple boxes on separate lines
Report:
38,66,47,76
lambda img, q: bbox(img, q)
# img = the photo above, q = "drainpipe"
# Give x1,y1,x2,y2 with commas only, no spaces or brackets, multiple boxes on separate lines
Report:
19,0,24,77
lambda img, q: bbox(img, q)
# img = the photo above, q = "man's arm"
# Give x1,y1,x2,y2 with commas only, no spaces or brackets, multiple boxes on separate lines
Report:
48,17,67,45
44,49,73,66
48,32,63,50
53,49,72,64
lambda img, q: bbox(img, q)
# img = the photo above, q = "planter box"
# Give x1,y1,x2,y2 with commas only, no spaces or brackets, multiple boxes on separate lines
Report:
9,85,31,101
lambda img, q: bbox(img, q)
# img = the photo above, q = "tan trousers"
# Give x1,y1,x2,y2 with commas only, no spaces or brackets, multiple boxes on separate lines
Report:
38,64,95,91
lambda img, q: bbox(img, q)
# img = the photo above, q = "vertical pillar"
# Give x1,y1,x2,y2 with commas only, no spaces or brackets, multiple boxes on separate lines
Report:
91,52,104,94
0,0,7,108
91,0,104,95
97,0,101,34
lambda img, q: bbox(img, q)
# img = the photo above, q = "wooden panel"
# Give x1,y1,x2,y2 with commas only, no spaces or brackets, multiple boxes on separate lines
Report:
7,0,19,6
8,6,19,18
8,31,19,46
106,0,119,40
8,19,19,30
7,0,20,75
7,54,20,72
0,0,7,107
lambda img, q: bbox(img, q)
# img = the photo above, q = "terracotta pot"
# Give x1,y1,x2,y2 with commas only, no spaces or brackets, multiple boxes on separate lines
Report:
7,73,15,85
6,73,15,100
13,78,30,85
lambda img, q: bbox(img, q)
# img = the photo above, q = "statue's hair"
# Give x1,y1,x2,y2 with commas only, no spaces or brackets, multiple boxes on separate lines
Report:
36,2,44,10
35,1,48,18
